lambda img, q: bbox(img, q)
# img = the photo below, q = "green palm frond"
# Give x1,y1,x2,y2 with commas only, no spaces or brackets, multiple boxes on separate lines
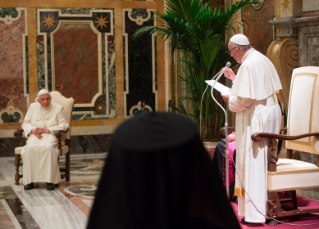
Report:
133,0,255,138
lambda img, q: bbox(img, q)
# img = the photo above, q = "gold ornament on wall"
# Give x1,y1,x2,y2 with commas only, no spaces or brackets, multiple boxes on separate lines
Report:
267,38,299,111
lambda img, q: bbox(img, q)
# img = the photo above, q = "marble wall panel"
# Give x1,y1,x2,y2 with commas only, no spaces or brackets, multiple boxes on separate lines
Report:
0,137,24,157
53,23,99,104
71,134,111,154
123,9,156,117
0,8,28,124
37,8,116,120
242,0,276,55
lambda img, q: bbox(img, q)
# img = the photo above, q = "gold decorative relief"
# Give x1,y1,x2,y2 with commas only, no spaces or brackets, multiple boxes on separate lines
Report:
267,38,298,111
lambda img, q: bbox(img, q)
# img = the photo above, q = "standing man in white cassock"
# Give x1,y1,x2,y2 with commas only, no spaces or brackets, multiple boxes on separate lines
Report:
21,89,68,191
221,34,282,223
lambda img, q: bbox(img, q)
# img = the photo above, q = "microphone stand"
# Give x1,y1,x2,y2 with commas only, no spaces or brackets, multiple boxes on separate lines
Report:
210,70,230,199
199,69,221,139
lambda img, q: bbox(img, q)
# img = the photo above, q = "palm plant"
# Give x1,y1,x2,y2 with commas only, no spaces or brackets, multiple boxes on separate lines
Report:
133,0,253,140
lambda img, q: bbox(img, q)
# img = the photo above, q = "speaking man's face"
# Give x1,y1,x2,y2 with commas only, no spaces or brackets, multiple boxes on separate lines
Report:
37,94,52,108
228,42,242,64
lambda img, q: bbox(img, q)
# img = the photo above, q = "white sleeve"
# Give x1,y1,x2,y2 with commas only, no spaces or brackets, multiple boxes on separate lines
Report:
228,95,253,112
22,104,35,137
47,106,69,134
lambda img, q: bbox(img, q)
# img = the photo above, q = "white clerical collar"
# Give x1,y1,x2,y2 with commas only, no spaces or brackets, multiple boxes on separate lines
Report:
241,48,255,62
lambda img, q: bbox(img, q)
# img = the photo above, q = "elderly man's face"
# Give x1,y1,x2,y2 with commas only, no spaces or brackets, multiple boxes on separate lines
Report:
37,94,52,108
228,42,242,64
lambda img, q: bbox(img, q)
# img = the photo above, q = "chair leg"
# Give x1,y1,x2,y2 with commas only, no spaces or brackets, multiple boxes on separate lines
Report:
268,192,282,216
66,152,70,182
285,190,298,209
15,154,21,185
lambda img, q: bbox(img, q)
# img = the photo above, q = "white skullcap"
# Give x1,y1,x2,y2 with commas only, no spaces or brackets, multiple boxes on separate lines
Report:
230,34,250,45
37,89,51,98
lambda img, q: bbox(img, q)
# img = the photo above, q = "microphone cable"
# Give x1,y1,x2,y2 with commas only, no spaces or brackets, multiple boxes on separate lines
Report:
200,61,231,139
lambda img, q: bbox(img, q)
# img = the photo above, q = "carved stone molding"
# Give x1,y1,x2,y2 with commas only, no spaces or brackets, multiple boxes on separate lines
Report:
269,17,298,38
270,16,319,38
295,16,319,28
267,38,298,110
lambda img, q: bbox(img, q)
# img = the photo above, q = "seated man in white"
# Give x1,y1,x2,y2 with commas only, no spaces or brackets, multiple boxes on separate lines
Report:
21,89,68,191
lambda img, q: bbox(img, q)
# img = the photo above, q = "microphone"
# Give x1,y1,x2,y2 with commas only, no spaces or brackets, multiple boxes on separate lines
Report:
199,61,232,139
214,62,231,82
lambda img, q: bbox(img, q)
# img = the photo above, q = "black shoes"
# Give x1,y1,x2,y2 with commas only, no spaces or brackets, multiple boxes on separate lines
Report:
241,217,261,224
46,183,55,191
24,182,56,191
24,183,34,190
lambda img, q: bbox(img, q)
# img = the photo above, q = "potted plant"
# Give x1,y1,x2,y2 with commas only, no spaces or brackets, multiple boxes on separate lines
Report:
134,0,253,140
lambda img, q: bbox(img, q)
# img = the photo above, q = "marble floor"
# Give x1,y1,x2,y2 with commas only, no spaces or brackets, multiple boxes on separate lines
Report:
0,153,106,229
3,152,319,229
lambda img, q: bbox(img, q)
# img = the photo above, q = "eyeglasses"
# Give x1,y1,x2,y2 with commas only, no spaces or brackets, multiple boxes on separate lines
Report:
226,46,236,55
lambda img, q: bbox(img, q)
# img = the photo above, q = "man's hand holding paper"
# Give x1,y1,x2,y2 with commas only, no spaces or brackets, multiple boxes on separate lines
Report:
205,78,232,103
205,80,232,94
221,92,231,103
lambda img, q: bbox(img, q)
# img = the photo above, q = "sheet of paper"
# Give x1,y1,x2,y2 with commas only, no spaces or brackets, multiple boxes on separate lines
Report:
205,80,232,94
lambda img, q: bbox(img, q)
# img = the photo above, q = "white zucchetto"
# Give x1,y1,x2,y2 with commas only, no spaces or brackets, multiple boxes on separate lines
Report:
230,34,250,45
37,89,51,98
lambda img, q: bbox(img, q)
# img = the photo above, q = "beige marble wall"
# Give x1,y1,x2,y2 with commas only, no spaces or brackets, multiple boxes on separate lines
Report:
280,0,302,18
71,125,117,136
303,0,319,12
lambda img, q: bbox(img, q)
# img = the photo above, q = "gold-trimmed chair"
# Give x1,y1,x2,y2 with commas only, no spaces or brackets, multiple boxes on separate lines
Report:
251,66,319,225
14,91,74,185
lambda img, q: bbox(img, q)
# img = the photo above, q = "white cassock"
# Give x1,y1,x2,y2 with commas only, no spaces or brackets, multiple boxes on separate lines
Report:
228,48,282,223
21,102,68,185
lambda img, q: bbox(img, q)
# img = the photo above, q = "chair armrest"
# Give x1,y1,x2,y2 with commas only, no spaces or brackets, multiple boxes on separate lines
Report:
57,128,69,134
14,129,24,138
225,127,287,137
14,129,25,147
56,128,69,137
280,127,287,133
251,132,319,142
57,128,69,156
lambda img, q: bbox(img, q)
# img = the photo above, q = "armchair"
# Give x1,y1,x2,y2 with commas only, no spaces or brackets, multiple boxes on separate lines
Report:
251,66,319,225
14,91,74,184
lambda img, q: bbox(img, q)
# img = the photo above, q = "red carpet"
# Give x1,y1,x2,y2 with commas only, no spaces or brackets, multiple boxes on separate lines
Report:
231,195,319,228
